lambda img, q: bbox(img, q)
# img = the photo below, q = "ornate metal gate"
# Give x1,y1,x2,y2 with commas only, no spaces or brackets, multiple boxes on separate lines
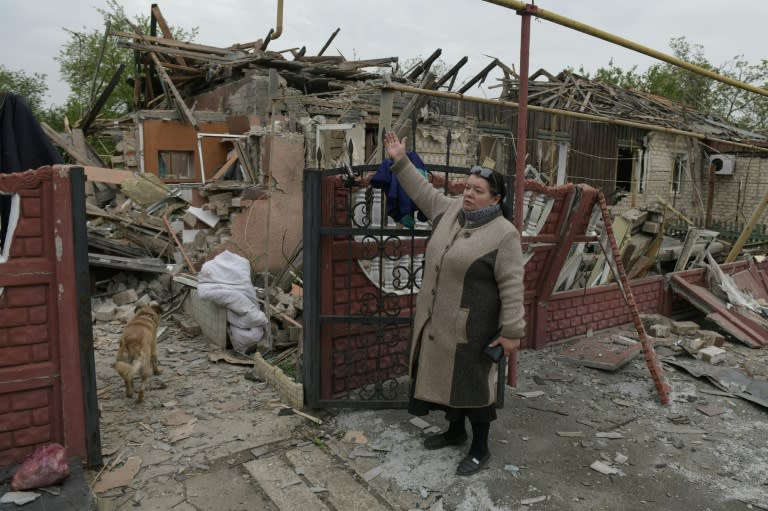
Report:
303,162,470,408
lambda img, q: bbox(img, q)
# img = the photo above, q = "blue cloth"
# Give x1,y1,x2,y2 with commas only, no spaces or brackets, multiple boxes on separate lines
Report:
370,152,429,228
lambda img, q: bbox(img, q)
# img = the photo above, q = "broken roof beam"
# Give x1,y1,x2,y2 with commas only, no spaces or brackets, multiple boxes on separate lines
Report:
112,31,235,57
40,123,103,166
457,58,499,94
117,41,243,64
317,27,340,56
337,57,398,71
435,56,469,91
81,63,125,135
150,3,187,68
149,52,198,130
406,48,443,81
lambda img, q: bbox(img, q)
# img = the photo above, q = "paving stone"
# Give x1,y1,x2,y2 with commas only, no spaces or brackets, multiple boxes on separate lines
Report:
244,456,330,510
285,444,388,511
186,465,271,511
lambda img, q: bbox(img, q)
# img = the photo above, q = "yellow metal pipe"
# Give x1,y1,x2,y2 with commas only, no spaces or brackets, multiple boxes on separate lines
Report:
383,83,768,153
272,0,284,39
482,0,768,98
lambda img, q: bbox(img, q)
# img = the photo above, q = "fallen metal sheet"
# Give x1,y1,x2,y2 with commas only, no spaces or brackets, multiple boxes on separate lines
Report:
669,274,768,347
663,357,768,409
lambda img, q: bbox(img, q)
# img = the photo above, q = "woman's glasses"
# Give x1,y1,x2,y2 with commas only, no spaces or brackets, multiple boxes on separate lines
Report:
469,166,494,179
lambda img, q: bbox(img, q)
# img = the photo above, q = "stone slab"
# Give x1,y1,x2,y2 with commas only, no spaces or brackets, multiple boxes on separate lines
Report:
243,456,329,510
558,336,641,371
285,444,388,511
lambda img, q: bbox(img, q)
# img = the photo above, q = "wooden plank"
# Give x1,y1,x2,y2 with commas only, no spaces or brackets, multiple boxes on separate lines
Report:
209,153,239,182
112,30,233,57
163,214,197,272
79,166,135,184
150,5,187,68
234,140,256,183
40,123,94,166
149,52,198,130
71,130,106,167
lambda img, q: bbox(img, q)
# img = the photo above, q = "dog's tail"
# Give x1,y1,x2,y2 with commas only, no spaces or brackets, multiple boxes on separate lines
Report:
113,359,142,380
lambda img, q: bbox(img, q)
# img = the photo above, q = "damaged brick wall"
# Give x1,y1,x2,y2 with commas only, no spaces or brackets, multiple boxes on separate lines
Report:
539,277,667,346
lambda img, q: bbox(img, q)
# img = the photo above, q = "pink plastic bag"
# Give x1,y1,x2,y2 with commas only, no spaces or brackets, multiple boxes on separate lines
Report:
11,443,70,491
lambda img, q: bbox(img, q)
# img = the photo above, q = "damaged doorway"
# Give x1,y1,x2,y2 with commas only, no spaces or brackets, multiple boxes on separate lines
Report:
0,167,100,466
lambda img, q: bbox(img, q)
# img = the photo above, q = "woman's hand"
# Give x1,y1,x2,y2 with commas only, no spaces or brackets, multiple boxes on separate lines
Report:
383,131,407,162
488,336,520,357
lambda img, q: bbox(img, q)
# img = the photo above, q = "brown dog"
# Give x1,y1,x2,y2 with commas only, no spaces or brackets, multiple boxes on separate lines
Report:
113,303,162,403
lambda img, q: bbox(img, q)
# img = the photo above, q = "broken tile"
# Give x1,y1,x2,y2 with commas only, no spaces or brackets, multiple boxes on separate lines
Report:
521,496,547,505
409,417,431,429
169,421,197,443
696,404,726,417
556,431,584,438
0,492,41,505
166,410,196,426
558,336,640,371
93,456,142,493
590,460,619,475
517,391,546,398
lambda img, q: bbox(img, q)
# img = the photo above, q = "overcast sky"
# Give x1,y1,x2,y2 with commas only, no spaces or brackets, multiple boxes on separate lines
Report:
1,0,766,107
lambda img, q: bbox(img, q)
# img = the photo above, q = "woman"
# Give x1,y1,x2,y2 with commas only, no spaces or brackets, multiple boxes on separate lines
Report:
383,131,525,476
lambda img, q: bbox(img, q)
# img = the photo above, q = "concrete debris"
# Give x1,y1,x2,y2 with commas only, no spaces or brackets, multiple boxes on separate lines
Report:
521,495,548,505
556,431,584,438
589,460,621,476
517,391,546,398
698,346,726,365
595,432,624,439
0,491,42,505
614,453,629,464
408,417,431,430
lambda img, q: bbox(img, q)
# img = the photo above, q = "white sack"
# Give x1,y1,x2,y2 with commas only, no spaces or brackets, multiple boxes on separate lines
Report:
197,250,267,354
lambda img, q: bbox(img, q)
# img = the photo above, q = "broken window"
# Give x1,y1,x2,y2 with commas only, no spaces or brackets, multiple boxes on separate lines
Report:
636,148,648,193
615,147,634,193
158,150,194,179
672,153,687,194
535,131,569,185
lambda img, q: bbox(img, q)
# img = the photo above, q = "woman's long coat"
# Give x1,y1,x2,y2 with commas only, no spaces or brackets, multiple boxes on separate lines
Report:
392,157,526,408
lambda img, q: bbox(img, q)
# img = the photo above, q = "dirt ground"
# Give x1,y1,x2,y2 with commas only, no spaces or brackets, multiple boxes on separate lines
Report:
86,310,768,511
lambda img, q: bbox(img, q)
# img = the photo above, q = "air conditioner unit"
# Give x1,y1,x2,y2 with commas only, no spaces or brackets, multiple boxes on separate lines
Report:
710,154,735,175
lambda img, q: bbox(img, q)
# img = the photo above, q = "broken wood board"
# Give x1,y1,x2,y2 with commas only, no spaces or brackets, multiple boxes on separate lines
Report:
208,352,255,366
72,165,135,184
88,253,174,273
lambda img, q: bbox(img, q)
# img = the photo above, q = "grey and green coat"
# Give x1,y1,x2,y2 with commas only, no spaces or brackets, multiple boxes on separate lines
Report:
391,156,526,408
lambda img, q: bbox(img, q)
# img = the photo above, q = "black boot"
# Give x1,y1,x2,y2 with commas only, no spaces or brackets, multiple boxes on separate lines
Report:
456,421,491,475
423,417,468,450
